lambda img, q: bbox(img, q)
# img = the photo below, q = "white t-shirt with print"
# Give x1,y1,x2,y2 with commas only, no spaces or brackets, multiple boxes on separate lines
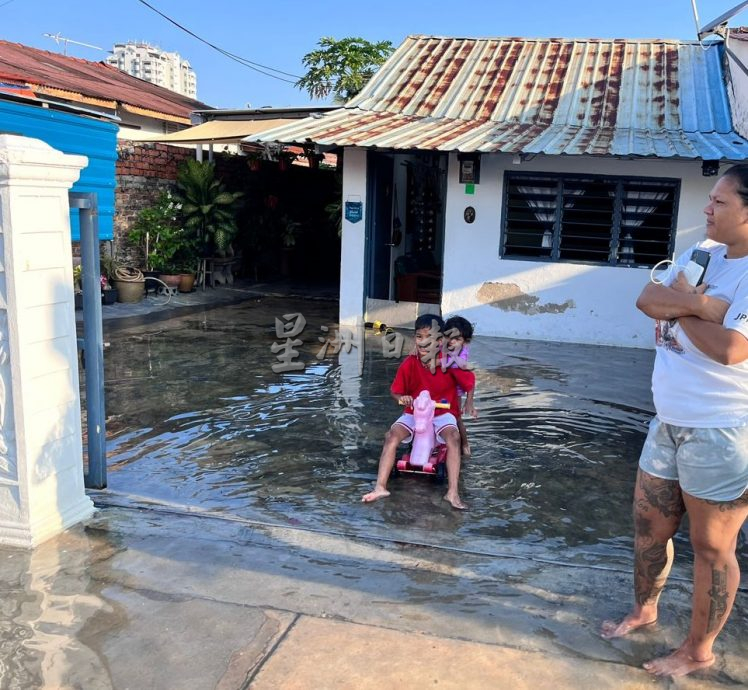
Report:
651,240,748,427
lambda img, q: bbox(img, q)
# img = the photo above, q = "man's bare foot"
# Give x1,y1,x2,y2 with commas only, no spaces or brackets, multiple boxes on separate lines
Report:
600,613,657,639
443,492,467,510
643,647,714,677
362,487,390,503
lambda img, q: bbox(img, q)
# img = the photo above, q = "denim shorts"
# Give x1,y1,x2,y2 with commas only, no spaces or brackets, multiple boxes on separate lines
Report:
393,413,458,445
639,417,748,501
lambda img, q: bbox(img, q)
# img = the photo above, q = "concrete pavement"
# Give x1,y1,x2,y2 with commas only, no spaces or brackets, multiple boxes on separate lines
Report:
1,489,744,689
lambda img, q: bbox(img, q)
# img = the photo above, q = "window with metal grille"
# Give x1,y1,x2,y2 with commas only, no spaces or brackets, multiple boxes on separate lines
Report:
501,172,680,267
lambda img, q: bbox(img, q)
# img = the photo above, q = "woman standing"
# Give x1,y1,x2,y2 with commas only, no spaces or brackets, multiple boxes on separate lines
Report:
601,165,748,677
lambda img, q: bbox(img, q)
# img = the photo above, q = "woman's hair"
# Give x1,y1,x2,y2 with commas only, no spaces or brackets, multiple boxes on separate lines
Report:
722,164,748,207
444,315,474,341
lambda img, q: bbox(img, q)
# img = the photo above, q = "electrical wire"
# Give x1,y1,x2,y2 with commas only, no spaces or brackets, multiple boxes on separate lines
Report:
135,0,301,83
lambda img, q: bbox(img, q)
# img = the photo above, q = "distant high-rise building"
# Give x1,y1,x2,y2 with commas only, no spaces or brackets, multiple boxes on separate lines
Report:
107,42,197,98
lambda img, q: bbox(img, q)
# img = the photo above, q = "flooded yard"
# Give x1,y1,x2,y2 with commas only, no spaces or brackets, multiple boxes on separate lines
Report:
96,295,744,570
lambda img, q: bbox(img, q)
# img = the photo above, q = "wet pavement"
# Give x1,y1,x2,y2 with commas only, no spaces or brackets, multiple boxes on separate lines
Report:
2,288,747,689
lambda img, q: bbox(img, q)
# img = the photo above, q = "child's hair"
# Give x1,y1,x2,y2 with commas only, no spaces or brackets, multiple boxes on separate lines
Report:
414,313,445,333
444,315,474,342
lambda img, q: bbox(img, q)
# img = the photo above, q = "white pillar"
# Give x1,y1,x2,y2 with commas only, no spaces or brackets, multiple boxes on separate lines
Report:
339,147,367,326
0,134,94,548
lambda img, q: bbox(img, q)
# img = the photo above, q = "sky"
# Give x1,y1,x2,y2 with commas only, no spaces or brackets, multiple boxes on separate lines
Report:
1,0,745,109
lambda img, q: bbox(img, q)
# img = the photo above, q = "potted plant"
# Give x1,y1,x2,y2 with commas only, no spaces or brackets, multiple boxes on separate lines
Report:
175,159,243,259
100,274,118,304
277,150,296,172
99,252,119,304
280,217,301,277
246,151,263,172
128,189,198,289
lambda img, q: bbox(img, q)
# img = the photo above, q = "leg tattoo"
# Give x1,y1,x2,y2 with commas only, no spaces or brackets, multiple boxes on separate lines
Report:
638,476,685,518
635,542,670,606
706,565,728,634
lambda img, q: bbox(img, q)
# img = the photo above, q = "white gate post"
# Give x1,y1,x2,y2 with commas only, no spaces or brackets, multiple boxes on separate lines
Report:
0,134,94,548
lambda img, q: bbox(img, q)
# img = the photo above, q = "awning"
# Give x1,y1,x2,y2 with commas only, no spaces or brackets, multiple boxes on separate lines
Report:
137,118,298,144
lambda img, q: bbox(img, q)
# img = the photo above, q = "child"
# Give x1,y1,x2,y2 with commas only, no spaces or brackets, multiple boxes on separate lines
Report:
443,315,477,457
361,313,476,510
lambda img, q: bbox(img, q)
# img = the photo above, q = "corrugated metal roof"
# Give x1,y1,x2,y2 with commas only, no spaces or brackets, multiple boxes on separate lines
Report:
250,36,748,159
0,40,211,122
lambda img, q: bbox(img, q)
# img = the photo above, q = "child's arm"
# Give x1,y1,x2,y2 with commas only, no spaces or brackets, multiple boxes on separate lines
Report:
462,389,477,418
451,367,475,394
392,392,413,407
390,357,415,408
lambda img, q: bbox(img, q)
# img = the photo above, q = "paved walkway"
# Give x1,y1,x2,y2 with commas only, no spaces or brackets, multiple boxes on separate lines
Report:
78,278,339,329
3,491,743,689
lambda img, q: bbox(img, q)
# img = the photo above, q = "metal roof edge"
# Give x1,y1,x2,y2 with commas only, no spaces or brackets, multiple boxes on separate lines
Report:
0,90,120,122
402,33,724,45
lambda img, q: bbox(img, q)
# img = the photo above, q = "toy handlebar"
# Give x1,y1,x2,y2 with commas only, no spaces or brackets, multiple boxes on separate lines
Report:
399,399,451,409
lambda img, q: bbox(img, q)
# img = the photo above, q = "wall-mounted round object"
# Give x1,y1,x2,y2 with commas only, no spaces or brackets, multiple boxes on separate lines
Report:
464,206,476,223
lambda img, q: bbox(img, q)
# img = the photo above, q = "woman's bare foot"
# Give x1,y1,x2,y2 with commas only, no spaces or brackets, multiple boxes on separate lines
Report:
643,646,714,677
600,612,657,639
362,486,390,503
443,492,467,510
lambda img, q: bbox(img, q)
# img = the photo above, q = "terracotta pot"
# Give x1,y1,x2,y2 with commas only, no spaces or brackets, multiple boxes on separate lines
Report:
178,273,196,292
158,274,182,288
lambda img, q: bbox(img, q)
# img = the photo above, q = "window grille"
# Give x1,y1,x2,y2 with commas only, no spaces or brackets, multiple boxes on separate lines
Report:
501,172,679,267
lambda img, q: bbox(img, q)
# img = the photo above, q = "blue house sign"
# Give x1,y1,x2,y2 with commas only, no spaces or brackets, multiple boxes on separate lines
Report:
345,200,363,223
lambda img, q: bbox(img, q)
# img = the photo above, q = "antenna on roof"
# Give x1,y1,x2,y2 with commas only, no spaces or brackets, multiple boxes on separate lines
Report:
696,1,748,40
43,32,104,56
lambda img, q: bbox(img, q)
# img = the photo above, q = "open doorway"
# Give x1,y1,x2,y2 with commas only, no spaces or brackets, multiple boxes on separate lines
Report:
365,151,447,325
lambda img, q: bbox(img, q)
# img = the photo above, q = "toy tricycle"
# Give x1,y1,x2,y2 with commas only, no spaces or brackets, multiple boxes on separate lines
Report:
394,390,450,484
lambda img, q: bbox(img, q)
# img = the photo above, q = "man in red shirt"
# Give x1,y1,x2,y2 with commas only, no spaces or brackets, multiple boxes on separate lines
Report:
361,314,476,509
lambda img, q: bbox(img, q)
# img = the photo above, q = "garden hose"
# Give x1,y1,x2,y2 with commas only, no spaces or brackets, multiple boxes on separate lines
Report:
113,267,144,282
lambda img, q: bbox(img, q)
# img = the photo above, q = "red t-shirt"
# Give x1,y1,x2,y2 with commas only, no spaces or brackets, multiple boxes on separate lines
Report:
391,354,475,417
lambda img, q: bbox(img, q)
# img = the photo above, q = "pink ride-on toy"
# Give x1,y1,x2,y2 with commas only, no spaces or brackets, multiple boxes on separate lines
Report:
394,390,450,483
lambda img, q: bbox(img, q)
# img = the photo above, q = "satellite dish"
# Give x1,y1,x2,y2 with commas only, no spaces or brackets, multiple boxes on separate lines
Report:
698,1,748,40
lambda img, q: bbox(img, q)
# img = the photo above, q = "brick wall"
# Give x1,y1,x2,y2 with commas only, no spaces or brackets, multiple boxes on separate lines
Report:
113,142,193,264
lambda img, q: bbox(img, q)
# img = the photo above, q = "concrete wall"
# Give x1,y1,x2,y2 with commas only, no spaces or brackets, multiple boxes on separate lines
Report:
340,148,721,348
726,37,748,140
441,152,717,348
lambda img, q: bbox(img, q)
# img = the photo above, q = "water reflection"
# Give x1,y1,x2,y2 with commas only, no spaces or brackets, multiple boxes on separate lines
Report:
98,297,743,564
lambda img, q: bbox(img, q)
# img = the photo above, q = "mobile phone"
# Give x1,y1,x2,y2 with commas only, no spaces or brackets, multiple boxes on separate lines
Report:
682,248,710,286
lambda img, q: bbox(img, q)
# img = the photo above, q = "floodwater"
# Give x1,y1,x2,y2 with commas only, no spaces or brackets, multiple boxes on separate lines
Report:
99,296,746,570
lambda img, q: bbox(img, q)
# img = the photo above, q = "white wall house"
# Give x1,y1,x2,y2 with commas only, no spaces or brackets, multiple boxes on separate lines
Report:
251,35,748,349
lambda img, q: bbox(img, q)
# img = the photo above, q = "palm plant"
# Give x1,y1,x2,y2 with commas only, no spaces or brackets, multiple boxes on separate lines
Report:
175,159,243,257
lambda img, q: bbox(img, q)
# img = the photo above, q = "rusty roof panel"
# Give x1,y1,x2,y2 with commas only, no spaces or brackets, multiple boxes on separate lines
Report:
251,35,748,159
0,40,211,120
250,108,748,159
